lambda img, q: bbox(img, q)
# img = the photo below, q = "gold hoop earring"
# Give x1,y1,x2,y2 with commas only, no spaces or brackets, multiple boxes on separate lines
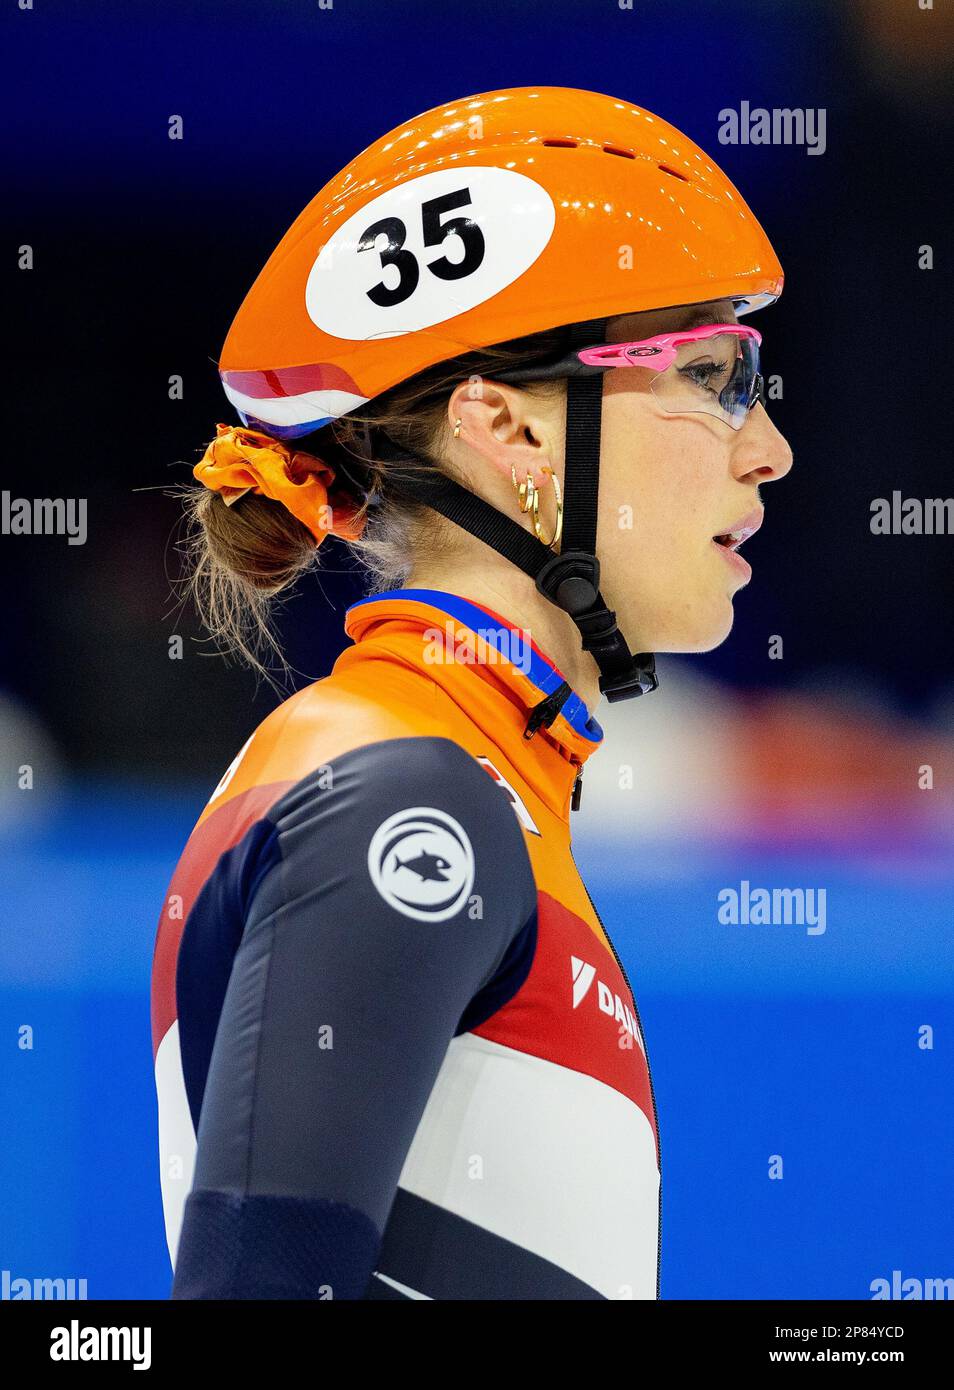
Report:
511,464,535,515
532,466,563,549
452,418,462,439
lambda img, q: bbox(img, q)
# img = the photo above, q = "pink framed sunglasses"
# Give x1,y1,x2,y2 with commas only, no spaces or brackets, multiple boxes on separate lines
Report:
497,323,764,431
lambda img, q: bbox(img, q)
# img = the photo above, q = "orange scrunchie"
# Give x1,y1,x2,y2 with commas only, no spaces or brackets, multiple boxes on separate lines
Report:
193,423,365,546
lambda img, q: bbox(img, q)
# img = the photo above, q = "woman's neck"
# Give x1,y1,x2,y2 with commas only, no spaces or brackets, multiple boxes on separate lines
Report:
405,551,603,714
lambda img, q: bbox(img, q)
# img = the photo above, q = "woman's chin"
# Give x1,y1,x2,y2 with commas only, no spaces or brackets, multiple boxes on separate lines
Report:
649,598,736,654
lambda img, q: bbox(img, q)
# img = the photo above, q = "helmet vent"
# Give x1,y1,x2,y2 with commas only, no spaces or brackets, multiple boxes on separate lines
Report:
542,138,578,148
602,144,636,159
658,163,689,182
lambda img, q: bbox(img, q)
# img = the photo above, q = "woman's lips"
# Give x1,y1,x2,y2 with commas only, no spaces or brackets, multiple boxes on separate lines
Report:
712,506,763,580
712,507,764,550
713,539,752,580
712,505,767,581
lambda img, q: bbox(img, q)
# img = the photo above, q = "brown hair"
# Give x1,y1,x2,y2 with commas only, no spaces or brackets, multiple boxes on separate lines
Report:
178,326,575,681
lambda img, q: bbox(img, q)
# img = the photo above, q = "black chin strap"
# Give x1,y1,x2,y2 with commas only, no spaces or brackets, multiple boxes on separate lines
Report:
376,317,658,707
553,319,657,703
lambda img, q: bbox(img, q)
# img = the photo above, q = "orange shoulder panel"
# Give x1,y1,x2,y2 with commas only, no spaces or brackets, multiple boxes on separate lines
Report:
194,645,439,830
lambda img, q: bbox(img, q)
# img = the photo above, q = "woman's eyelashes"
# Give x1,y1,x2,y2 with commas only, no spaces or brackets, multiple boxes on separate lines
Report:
679,358,730,394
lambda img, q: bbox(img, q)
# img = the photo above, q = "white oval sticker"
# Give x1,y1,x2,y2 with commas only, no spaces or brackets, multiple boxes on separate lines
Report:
306,167,555,341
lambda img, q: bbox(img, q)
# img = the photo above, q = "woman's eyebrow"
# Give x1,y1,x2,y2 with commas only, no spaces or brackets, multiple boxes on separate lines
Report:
674,305,737,331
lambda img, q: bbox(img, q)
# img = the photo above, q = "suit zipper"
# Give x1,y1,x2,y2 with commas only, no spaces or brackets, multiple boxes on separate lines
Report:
568,796,662,1302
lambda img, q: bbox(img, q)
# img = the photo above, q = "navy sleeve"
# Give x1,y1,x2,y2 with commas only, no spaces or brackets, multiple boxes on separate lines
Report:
171,736,537,1300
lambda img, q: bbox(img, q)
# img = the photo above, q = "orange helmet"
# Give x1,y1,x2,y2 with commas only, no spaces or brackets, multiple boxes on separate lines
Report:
211,86,783,707
219,85,781,438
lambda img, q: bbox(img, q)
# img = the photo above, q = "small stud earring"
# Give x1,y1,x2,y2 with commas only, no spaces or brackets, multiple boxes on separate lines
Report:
452,418,462,439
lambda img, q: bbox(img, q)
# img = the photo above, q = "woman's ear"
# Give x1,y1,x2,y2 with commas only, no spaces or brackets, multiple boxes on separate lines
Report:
446,379,559,489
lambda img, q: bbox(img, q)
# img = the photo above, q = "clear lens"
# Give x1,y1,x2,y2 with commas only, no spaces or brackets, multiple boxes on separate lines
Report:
650,333,760,430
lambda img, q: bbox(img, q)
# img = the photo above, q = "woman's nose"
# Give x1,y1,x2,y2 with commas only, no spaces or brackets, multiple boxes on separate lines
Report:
733,401,794,483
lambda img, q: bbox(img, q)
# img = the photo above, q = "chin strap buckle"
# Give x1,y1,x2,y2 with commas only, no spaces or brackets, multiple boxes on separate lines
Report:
535,551,658,703
600,654,659,702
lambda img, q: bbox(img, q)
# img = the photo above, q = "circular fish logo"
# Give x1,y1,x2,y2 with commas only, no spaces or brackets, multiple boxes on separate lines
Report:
367,807,475,922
